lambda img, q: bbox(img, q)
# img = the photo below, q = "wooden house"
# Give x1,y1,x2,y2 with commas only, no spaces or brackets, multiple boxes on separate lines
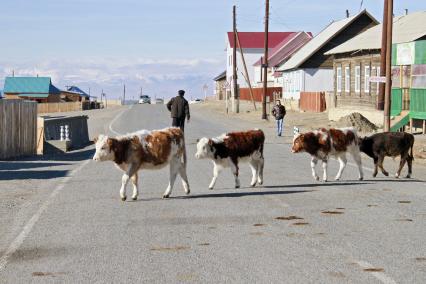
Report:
3,77,61,103
326,11,426,130
276,10,378,112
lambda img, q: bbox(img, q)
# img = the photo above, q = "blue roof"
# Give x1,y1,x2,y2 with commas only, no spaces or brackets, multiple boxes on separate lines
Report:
18,93,50,98
66,86,89,98
3,77,61,94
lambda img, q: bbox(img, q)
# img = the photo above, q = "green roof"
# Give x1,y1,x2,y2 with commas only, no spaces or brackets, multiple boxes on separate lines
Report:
3,77,61,94
18,93,50,98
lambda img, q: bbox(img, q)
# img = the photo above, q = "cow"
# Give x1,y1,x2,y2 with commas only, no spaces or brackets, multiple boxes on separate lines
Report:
292,127,364,182
92,127,190,201
359,132,414,178
195,129,265,189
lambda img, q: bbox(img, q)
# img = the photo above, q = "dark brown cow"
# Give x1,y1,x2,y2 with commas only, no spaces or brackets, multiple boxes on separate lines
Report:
195,129,265,189
292,127,364,181
93,127,189,201
359,132,414,178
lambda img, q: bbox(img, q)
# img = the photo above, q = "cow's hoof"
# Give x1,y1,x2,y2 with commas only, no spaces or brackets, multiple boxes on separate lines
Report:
185,190,190,195
258,181,263,185
162,194,170,199
383,172,389,177
235,185,240,189
395,174,400,179
132,196,137,201
121,196,127,201
250,183,256,187
323,179,329,183
359,177,364,181
314,176,320,181
208,187,214,190
406,175,411,179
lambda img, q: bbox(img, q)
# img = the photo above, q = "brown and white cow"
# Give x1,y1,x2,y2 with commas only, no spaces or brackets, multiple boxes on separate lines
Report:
195,129,265,189
93,127,190,201
292,127,363,182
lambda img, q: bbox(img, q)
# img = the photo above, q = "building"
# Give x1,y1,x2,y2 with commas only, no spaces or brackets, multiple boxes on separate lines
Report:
60,86,90,102
252,32,313,88
277,10,378,105
226,32,298,89
3,77,61,103
213,71,226,100
325,10,426,128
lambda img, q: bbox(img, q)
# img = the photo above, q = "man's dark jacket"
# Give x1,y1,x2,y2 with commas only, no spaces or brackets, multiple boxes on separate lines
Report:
272,105,286,120
167,95,190,119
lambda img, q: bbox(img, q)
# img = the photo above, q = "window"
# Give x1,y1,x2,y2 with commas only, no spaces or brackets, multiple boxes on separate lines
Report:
345,66,350,93
355,66,361,93
336,67,342,93
364,65,370,93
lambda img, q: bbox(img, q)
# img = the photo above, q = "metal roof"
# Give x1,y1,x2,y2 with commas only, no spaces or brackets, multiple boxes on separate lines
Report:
213,71,226,81
66,86,90,98
3,77,61,94
278,10,378,71
325,11,426,55
253,32,313,67
227,32,297,49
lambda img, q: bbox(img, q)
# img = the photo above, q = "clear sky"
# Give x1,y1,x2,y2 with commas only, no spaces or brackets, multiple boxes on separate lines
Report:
0,0,425,99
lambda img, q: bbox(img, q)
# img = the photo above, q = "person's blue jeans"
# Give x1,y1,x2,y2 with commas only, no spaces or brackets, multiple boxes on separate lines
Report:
276,118,283,136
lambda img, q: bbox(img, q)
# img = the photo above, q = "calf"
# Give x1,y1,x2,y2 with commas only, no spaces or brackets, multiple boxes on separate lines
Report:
195,129,265,189
359,132,414,178
93,127,190,201
292,127,363,181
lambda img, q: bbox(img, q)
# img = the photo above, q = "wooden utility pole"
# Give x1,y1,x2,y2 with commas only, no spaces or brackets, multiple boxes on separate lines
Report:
384,0,393,131
378,0,388,110
123,84,126,105
232,5,239,113
262,0,270,120
235,30,257,110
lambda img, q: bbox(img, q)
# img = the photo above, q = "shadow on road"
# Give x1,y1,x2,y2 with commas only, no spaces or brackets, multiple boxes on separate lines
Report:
181,189,313,199
263,182,374,189
0,170,69,180
0,162,70,171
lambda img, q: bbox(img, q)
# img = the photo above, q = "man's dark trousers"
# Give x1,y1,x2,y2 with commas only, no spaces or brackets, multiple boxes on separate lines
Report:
172,117,185,131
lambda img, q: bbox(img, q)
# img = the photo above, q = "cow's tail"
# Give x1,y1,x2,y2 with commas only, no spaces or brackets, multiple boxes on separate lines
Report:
181,132,187,166
409,139,414,161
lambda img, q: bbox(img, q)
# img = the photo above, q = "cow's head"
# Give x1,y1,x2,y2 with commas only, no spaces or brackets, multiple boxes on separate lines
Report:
291,133,305,153
93,135,116,161
195,137,214,159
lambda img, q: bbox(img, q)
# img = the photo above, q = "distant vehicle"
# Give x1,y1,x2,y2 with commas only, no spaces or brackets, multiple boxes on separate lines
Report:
153,98,164,104
189,98,204,104
138,95,151,104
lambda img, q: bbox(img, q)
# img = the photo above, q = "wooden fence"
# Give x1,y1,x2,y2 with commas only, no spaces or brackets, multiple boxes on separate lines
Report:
239,87,282,102
37,101,82,114
299,92,326,112
0,100,38,159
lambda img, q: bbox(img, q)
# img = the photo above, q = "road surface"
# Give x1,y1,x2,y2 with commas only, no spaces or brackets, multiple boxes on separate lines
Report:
1,104,425,283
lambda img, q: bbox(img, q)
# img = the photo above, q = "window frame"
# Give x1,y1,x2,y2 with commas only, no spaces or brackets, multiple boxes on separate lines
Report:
336,66,342,93
364,65,371,93
355,65,361,93
344,66,350,93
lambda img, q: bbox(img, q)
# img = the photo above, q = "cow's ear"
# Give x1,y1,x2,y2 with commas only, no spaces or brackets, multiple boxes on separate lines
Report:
208,139,213,146
196,138,200,143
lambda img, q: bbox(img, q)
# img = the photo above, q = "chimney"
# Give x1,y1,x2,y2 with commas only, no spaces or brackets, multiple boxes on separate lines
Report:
405,9,408,15
346,10,350,18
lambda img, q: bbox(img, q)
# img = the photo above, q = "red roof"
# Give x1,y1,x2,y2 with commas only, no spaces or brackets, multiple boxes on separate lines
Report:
253,32,313,67
227,32,298,49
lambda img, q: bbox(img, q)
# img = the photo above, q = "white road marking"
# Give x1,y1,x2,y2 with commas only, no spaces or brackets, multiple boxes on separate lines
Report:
355,260,397,284
108,105,133,136
0,159,91,273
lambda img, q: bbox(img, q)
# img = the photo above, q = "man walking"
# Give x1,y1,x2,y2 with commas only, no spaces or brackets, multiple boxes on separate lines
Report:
167,90,190,131
271,99,286,136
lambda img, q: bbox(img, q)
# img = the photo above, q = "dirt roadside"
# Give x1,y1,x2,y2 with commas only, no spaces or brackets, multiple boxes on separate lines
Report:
198,100,426,163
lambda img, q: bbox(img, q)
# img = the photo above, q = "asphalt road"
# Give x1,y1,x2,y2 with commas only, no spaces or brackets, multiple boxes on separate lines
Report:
1,104,426,283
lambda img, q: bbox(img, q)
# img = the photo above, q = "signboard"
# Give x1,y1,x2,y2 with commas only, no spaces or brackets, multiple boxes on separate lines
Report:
369,76,386,83
396,42,415,65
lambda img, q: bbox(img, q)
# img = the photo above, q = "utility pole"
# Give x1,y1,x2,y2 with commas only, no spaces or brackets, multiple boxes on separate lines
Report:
262,0,270,120
123,84,126,105
384,0,393,131
232,5,239,113
378,0,388,110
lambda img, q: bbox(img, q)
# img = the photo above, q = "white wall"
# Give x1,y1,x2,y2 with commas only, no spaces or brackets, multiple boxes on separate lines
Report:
303,68,333,92
226,45,271,89
281,68,334,100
